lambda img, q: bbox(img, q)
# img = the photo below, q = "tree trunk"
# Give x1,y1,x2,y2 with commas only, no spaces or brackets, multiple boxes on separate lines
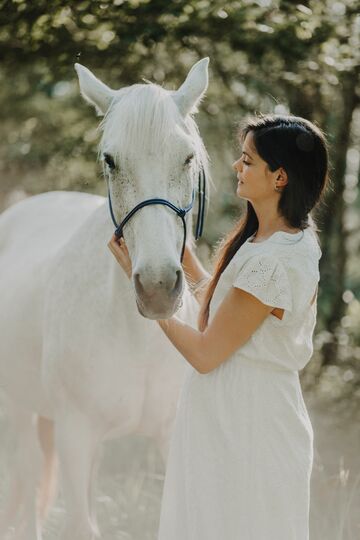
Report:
318,69,359,366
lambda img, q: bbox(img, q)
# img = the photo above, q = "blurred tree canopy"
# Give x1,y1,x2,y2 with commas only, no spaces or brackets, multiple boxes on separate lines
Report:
0,0,359,389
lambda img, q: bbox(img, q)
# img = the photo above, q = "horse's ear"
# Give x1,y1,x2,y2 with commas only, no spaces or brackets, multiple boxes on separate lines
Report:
173,57,209,117
75,63,116,116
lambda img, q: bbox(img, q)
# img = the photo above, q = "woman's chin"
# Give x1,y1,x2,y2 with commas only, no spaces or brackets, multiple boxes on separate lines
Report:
236,184,245,197
236,186,252,201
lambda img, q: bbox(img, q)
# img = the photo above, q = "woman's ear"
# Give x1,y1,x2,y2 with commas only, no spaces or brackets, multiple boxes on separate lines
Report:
275,168,288,188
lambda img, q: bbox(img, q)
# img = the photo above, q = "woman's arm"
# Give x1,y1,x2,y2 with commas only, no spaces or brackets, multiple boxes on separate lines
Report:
157,286,272,374
107,235,272,375
182,245,211,305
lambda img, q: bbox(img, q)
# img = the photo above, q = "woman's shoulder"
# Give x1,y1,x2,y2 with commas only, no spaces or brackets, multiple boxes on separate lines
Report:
229,227,321,293
228,227,320,315
234,227,321,264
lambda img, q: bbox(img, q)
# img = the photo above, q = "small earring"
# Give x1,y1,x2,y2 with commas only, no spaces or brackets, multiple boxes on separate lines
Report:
274,184,283,192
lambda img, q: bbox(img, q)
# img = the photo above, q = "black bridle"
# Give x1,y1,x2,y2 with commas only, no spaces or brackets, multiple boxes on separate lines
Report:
106,167,206,262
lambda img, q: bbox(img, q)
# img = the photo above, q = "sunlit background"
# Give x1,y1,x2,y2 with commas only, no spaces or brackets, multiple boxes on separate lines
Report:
0,0,359,538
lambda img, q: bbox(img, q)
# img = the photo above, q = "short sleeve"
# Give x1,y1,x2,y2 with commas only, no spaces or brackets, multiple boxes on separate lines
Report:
232,254,292,312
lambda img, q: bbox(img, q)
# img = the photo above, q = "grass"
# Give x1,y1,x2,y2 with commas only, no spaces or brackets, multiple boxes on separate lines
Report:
0,392,359,539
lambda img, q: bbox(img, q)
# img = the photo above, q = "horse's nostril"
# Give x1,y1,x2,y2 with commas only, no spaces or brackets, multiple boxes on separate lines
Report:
134,273,144,294
134,268,182,296
173,269,182,294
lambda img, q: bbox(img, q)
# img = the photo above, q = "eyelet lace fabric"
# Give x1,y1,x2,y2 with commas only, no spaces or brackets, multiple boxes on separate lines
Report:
232,254,293,312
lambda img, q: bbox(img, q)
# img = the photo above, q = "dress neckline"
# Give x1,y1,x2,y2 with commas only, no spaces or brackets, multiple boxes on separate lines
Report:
246,229,305,245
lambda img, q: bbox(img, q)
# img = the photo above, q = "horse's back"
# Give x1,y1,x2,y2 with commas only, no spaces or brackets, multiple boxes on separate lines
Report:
0,191,105,267
0,191,105,413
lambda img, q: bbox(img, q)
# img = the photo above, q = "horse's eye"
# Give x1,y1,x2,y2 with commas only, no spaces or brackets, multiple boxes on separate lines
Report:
184,154,194,166
104,153,115,170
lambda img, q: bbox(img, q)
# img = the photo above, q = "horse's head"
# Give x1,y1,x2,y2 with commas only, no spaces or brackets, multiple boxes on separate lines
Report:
75,59,209,319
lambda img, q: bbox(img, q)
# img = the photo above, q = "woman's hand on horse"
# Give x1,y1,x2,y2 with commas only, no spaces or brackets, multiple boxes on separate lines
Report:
107,234,132,279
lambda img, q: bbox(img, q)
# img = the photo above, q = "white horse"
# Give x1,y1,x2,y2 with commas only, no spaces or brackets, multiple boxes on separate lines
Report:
0,58,210,539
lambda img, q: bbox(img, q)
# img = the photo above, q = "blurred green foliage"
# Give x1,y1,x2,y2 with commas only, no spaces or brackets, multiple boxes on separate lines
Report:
0,0,359,388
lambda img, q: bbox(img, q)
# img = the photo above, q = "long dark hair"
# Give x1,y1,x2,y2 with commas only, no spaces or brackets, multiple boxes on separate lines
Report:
198,113,330,331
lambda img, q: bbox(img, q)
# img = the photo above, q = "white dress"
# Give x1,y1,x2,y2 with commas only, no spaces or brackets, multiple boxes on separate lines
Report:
157,227,321,540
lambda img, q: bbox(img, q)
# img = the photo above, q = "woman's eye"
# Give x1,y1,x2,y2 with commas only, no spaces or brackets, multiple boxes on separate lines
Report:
243,160,250,166
104,153,115,170
184,154,194,166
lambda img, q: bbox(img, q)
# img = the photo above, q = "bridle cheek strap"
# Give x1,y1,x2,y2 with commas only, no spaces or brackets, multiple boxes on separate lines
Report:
107,169,206,263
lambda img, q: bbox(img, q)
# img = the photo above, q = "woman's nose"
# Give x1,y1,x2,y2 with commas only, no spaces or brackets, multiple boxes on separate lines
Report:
232,159,241,172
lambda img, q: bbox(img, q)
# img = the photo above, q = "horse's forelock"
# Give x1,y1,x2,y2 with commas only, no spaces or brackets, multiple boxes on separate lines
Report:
98,82,209,172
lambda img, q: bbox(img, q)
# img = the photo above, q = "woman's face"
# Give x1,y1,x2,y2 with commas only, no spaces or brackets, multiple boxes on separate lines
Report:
233,131,283,202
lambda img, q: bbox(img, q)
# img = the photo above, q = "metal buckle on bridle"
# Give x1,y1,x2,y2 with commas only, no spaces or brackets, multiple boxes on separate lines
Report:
106,167,206,262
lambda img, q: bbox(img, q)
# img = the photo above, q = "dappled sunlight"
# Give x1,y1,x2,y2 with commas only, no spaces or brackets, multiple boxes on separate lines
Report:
0,0,359,538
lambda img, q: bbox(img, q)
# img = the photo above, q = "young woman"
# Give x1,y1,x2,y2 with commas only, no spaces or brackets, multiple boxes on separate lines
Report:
108,114,329,539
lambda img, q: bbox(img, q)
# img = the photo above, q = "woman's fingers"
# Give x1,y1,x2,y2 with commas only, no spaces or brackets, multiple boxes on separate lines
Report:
108,235,123,252
107,234,132,278
107,235,119,253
